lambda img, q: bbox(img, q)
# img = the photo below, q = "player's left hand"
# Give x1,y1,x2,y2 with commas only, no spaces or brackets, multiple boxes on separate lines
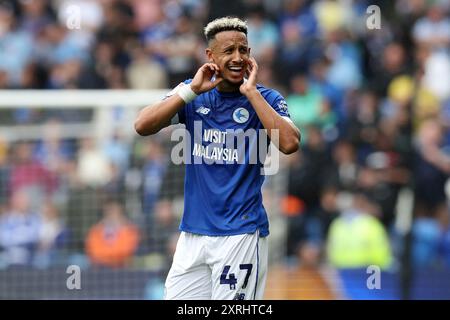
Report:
240,57,258,97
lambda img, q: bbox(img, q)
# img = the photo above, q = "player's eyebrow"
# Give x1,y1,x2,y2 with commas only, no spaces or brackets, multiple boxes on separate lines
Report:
222,44,236,51
221,43,247,51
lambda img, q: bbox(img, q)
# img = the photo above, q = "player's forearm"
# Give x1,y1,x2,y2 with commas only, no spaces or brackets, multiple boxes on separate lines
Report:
246,90,300,154
135,94,185,136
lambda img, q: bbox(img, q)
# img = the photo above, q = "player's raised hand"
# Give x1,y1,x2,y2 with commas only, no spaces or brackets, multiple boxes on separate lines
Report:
240,57,258,96
190,63,223,94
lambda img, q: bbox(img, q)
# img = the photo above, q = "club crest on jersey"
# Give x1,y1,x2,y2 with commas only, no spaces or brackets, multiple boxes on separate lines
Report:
233,107,249,124
196,106,211,115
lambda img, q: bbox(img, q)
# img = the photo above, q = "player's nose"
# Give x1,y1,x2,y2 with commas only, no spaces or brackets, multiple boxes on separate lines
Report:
231,51,244,64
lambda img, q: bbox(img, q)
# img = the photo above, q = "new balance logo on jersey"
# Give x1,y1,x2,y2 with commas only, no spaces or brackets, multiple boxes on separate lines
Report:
196,106,211,115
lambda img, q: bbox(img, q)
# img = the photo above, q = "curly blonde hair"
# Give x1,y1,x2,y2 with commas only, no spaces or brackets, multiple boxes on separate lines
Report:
204,16,248,41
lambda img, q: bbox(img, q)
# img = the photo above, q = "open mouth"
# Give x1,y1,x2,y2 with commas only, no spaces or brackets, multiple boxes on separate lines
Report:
227,65,244,76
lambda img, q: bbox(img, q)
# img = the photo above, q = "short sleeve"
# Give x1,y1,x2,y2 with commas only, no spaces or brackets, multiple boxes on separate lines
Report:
261,87,291,118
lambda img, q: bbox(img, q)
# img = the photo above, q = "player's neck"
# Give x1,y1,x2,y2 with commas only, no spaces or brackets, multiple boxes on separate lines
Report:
217,80,242,93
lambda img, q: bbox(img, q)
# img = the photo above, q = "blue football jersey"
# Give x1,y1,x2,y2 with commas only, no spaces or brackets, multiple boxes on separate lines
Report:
170,80,291,237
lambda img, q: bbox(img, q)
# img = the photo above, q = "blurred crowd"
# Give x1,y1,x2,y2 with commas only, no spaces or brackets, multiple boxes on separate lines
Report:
1,0,450,278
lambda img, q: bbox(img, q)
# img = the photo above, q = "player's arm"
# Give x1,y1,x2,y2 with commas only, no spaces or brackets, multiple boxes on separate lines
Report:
134,63,222,136
134,92,185,136
240,58,300,154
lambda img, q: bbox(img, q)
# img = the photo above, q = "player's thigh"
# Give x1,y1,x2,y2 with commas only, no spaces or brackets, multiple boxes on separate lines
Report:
254,235,268,299
165,232,212,300
211,233,268,300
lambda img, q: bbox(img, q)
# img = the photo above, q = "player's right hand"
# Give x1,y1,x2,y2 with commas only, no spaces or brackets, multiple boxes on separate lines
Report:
190,63,223,94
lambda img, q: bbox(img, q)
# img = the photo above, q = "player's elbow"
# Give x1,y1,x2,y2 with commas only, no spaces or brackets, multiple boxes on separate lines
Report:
134,114,156,136
280,132,300,154
134,119,149,136
134,104,161,136
280,140,299,154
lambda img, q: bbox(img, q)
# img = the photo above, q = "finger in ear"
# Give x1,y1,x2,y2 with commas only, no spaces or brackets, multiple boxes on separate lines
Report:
245,67,251,78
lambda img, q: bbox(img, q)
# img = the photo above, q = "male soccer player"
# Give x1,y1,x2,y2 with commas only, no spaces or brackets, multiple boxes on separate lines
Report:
135,16,300,300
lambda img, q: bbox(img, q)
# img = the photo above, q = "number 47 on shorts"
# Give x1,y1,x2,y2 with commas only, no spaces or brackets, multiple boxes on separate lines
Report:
220,264,253,291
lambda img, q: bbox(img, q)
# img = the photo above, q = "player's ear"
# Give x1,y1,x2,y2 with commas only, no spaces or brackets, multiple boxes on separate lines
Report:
206,47,214,63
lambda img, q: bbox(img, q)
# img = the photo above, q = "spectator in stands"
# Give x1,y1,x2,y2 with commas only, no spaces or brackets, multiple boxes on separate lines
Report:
280,0,318,39
147,199,178,255
62,137,114,253
86,200,139,268
0,2,34,87
125,42,168,89
285,126,330,259
440,201,450,268
295,186,340,268
309,57,345,122
370,43,410,97
128,0,163,32
326,191,392,269
420,47,450,102
76,40,112,89
256,61,287,97
275,19,317,86
155,13,201,88
245,4,279,65
34,200,68,268
96,0,135,49
76,137,112,188
9,141,58,209
315,185,340,238
0,190,41,267
322,28,362,91
0,70,9,89
141,9,174,64
140,139,168,217
313,0,353,36
18,0,55,37
411,208,442,269
286,74,334,140
287,125,330,214
101,130,131,177
345,90,380,159
323,140,360,190
38,22,87,67
34,119,74,175
412,3,450,51
413,118,450,216
102,163,126,204
0,138,10,213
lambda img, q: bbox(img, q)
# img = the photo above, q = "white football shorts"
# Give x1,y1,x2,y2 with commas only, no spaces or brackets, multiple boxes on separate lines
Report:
164,231,268,300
